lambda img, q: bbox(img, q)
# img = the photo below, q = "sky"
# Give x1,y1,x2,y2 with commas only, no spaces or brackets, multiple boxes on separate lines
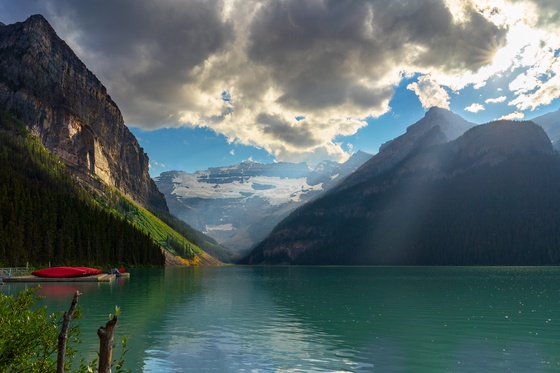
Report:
2,0,560,175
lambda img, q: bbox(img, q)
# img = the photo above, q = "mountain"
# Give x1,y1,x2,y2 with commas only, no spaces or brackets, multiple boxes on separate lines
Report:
155,151,372,252
0,15,230,265
241,119,560,265
531,108,560,150
0,112,166,267
0,15,166,213
339,107,476,190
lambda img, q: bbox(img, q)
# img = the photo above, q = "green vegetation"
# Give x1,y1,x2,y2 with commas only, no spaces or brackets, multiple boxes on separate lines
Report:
91,186,236,263
116,197,200,259
0,287,77,372
0,287,129,373
0,111,165,267
0,110,234,267
155,212,239,263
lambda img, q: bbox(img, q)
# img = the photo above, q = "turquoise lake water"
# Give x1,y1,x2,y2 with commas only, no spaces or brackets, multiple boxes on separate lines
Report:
3,266,560,372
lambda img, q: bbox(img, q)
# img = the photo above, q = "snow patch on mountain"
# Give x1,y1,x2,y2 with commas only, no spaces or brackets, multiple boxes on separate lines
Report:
171,173,323,206
206,224,234,232
155,151,372,252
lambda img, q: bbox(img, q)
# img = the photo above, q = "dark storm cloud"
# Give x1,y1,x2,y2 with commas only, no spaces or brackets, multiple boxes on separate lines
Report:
406,3,508,71
257,113,319,148
248,0,506,111
0,0,517,163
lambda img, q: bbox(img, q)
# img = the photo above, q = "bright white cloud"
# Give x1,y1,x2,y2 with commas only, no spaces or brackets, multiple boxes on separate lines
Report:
407,75,450,110
500,111,525,120
509,75,560,111
150,160,166,169
427,0,560,111
485,96,507,104
464,103,486,113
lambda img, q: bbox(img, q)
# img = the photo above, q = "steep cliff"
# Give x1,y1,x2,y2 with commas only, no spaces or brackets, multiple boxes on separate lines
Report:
0,15,167,213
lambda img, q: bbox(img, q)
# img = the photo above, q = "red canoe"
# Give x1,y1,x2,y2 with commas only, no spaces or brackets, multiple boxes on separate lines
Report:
32,266,103,278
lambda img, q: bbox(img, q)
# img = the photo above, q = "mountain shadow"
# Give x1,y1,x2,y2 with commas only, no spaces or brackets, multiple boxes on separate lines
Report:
241,120,560,265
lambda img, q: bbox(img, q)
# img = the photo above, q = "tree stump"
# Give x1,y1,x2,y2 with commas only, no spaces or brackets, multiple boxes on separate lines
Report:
97,316,118,373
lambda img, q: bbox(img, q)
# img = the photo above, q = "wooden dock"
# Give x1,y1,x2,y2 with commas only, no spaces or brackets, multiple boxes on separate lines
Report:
3,273,117,283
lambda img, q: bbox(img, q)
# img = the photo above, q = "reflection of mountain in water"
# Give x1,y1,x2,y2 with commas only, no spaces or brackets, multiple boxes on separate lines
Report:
128,267,560,372
11,267,557,371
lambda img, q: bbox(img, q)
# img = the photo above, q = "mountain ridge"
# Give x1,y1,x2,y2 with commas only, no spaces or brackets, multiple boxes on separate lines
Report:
155,150,372,252
531,107,560,149
241,119,558,265
338,107,477,191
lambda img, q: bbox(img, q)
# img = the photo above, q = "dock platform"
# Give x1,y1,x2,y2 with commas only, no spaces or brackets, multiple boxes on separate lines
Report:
3,273,117,283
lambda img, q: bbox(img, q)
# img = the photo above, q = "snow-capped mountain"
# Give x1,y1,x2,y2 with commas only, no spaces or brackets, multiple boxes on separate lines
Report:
155,152,372,252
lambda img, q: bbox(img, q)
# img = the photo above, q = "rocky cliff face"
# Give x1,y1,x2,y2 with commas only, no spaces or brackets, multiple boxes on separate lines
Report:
0,15,167,213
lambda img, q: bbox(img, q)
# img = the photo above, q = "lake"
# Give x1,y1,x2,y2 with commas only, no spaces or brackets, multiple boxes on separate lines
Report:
2,266,560,372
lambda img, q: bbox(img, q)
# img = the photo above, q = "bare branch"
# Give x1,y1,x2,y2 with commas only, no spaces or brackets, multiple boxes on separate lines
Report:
56,291,81,373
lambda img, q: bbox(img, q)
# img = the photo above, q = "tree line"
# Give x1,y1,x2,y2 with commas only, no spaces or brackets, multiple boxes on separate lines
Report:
0,111,165,267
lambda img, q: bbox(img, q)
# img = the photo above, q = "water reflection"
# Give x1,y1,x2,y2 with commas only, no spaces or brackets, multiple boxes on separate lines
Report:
142,267,343,372
0,267,204,371
2,266,560,372
256,266,560,371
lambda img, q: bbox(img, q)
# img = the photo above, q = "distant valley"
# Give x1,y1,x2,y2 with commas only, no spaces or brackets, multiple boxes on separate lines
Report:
157,105,560,263
155,152,371,252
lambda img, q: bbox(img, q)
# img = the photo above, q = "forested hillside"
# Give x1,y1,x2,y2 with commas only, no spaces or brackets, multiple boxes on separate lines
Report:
242,120,560,265
251,154,560,265
0,15,232,266
0,112,165,267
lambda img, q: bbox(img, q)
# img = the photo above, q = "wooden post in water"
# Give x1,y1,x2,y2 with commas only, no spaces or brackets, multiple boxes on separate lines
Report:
57,291,81,373
98,315,118,373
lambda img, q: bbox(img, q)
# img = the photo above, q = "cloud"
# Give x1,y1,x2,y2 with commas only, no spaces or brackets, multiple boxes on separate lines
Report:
508,56,560,110
500,111,525,120
425,1,560,108
509,75,560,111
485,96,507,104
6,0,557,163
465,103,485,113
407,75,450,109
149,160,166,169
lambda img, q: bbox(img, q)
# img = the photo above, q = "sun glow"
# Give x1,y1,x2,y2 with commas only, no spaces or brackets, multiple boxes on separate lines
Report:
426,0,560,114
491,24,543,72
